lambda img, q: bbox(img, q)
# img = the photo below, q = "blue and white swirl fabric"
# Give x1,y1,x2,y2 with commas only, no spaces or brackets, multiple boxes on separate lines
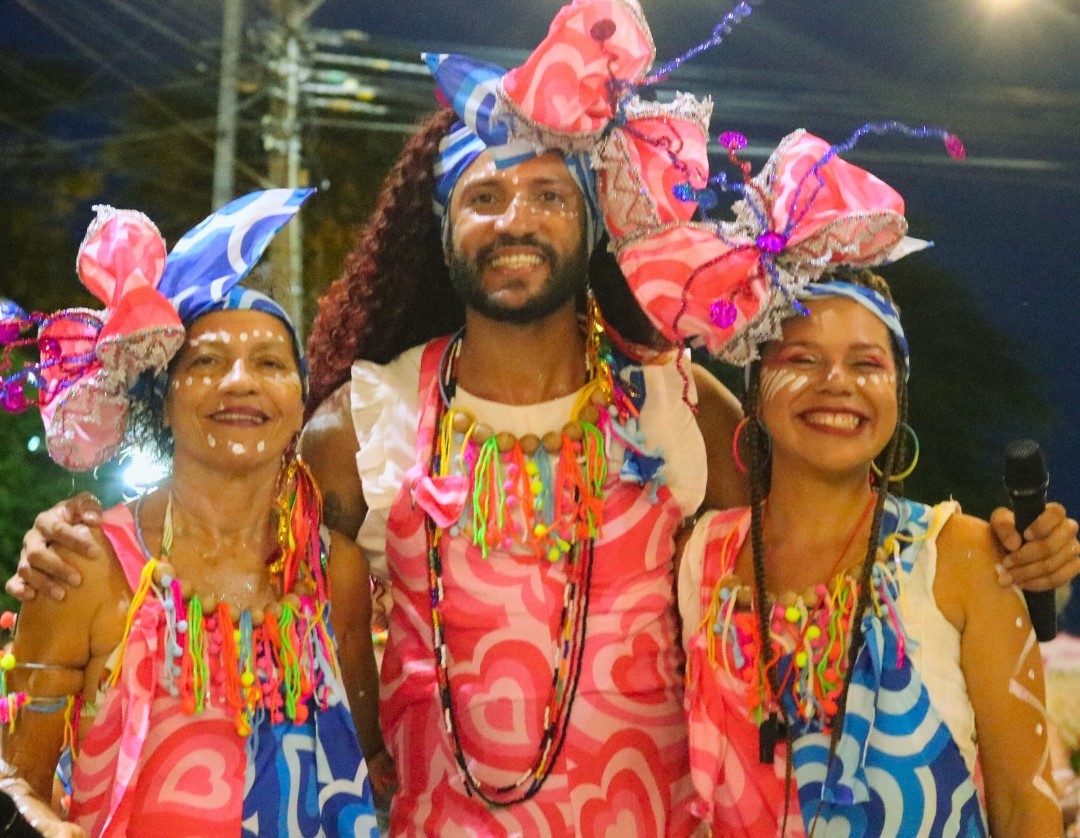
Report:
789,496,986,836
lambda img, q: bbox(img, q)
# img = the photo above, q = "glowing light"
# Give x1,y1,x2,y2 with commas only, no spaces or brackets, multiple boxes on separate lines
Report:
123,448,169,489
26,435,41,453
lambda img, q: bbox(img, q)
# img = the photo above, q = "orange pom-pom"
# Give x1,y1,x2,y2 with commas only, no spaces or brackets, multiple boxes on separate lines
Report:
0,611,16,630
293,703,309,725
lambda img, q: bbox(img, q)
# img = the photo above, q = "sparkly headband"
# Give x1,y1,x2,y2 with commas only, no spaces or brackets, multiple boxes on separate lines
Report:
798,281,909,379
0,188,313,470
426,53,603,253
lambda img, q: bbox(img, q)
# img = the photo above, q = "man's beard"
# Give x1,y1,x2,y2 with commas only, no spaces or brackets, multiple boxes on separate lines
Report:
448,234,589,325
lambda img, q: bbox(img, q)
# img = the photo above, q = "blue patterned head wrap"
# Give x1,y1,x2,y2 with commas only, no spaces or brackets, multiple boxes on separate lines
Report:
158,188,314,397
425,53,602,253
797,281,909,379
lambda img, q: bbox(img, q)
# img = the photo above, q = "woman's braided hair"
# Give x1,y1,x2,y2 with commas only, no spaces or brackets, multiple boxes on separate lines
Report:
741,269,911,775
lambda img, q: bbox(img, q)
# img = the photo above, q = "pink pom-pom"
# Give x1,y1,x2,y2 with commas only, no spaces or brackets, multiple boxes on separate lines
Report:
944,134,966,160
709,299,738,329
0,382,28,413
590,19,616,42
719,131,747,152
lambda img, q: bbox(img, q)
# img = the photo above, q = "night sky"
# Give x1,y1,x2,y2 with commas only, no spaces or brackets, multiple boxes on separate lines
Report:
4,0,1079,515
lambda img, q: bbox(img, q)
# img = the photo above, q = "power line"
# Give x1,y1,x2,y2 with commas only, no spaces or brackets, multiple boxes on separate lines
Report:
12,0,272,189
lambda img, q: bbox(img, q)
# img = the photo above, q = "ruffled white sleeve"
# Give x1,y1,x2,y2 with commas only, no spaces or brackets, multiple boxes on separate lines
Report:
638,352,708,518
351,344,425,588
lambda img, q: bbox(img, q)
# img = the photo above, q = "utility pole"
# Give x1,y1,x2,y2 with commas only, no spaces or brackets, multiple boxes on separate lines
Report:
264,0,323,334
212,0,243,209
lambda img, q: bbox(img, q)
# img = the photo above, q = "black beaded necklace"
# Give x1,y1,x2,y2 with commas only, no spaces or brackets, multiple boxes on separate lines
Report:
424,329,598,807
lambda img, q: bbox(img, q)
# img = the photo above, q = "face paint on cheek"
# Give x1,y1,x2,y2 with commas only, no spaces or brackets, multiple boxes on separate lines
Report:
760,368,810,404
207,435,217,448
172,380,180,390
185,376,193,387
257,441,266,453
239,333,248,343
230,442,246,455
856,376,867,387
202,377,212,385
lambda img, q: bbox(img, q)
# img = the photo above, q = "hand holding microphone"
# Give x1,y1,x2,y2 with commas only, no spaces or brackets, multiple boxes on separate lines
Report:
1003,438,1057,642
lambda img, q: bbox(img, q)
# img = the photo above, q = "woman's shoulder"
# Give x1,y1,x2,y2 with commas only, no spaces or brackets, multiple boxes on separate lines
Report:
936,508,1001,562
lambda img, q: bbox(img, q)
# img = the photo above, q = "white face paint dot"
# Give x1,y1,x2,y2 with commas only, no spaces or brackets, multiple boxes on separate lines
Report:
185,376,193,386
230,442,246,455
856,376,867,387
1028,669,1036,680
202,377,212,385
221,332,230,343
207,435,216,448
1016,617,1024,628
1036,722,1044,736
253,329,261,337
257,440,265,453
239,332,248,342
172,380,180,390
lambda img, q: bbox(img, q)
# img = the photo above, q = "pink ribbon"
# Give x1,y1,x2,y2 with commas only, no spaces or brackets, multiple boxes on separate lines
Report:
41,208,184,470
618,130,909,360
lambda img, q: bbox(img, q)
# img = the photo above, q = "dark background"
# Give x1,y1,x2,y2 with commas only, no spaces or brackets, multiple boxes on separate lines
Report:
2,0,1077,607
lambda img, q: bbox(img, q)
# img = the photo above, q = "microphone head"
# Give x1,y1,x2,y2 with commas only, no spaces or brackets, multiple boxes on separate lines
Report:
1004,438,1048,493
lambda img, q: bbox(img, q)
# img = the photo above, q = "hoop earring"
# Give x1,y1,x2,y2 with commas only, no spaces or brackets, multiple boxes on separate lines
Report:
732,416,771,475
871,423,919,482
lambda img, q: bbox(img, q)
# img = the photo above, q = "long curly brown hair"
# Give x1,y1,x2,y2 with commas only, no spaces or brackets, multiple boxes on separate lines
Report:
305,108,670,414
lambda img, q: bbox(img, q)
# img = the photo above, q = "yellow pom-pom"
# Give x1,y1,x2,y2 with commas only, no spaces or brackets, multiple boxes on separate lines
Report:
240,671,255,687
806,625,822,641
0,654,15,671
795,651,809,668
784,606,800,623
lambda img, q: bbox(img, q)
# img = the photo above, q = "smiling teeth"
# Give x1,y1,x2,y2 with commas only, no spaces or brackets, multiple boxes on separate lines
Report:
805,412,861,429
213,412,265,423
490,254,542,269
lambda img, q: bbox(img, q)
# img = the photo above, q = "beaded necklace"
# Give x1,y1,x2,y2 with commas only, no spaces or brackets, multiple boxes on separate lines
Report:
425,303,640,806
114,455,337,737
700,498,906,738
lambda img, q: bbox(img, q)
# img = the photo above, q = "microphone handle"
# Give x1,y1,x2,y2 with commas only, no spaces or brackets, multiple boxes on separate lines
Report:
1012,492,1057,642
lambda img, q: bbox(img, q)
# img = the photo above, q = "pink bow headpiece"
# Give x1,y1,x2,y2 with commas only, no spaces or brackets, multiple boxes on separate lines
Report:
634,129,912,362
0,207,184,469
484,0,965,361
494,0,717,238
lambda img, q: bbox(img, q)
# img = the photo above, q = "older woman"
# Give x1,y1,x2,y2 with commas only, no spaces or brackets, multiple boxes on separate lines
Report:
0,195,379,837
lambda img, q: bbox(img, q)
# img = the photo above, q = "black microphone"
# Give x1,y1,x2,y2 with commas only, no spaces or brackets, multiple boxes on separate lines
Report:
1003,439,1056,642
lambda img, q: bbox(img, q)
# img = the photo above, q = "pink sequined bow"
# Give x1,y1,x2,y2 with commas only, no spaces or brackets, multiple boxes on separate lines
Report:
495,0,713,237
39,207,184,469
625,129,910,362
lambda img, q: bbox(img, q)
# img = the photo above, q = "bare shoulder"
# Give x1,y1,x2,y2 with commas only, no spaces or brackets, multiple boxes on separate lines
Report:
13,526,124,668
937,511,1004,567
301,382,366,538
935,510,1009,628
691,362,748,510
301,381,358,464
